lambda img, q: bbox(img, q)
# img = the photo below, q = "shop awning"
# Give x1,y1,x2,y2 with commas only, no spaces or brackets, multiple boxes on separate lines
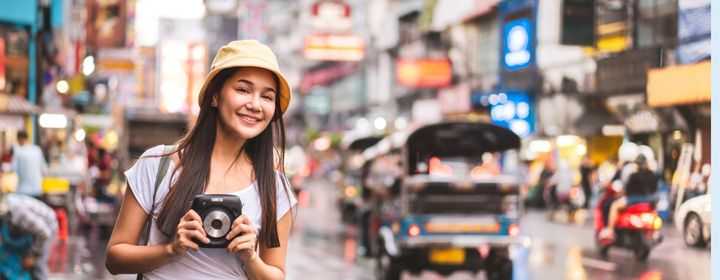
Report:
574,106,620,136
647,60,710,107
0,94,39,115
605,94,688,134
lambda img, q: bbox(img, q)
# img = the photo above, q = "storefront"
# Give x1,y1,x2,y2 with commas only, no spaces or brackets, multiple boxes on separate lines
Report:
646,59,710,204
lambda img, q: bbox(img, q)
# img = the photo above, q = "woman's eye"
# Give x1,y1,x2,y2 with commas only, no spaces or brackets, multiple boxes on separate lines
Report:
237,88,250,93
262,95,274,101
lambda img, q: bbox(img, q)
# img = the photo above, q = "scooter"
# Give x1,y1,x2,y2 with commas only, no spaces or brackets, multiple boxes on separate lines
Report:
594,181,663,261
544,184,584,224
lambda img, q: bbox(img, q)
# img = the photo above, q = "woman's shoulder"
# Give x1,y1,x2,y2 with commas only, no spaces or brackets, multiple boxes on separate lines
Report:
140,145,172,158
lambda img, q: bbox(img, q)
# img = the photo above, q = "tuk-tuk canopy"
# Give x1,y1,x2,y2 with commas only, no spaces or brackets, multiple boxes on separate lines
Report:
405,121,521,158
344,135,384,152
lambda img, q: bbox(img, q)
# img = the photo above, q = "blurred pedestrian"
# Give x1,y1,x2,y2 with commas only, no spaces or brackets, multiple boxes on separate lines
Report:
0,189,59,280
105,40,297,279
11,131,48,199
580,156,594,208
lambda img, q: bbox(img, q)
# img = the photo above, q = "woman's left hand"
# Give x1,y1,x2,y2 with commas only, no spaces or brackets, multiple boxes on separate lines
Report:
226,215,259,262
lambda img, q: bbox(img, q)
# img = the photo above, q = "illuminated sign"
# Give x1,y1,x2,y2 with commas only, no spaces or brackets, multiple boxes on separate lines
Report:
473,91,535,137
304,34,365,62
310,0,352,32
503,18,532,71
395,58,452,88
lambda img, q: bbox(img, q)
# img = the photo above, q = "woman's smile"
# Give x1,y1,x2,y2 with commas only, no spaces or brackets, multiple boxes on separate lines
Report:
238,113,261,125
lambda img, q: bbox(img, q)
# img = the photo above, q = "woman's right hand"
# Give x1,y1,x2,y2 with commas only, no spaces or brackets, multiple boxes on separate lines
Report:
167,209,210,256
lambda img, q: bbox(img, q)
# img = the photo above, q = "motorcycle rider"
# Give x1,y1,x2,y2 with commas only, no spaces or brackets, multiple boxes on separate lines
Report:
600,151,658,240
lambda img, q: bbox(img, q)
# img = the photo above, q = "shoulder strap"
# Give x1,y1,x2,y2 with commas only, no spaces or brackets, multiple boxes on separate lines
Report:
137,145,174,280
139,145,174,246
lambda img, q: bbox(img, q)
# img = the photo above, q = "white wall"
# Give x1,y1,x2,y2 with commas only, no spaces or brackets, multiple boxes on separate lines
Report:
535,0,596,93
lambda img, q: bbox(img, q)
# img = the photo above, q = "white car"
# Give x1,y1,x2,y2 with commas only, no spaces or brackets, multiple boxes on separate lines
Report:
674,194,711,248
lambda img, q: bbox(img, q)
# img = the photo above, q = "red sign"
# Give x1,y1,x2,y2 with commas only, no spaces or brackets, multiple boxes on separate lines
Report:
86,0,127,48
396,59,452,88
310,0,352,32
0,38,5,92
304,34,365,62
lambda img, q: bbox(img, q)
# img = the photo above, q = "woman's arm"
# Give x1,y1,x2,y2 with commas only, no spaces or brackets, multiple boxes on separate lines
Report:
242,210,293,280
105,186,176,274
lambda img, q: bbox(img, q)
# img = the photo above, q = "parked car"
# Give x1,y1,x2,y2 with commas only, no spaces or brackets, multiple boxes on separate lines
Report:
674,193,711,248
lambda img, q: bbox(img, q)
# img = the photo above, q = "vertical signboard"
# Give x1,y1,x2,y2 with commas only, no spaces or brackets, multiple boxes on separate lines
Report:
472,91,535,137
502,18,533,71
0,38,5,92
86,0,127,48
676,0,710,64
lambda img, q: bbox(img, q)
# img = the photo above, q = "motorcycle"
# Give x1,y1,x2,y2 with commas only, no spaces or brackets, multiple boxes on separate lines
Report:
594,181,663,261
545,184,585,224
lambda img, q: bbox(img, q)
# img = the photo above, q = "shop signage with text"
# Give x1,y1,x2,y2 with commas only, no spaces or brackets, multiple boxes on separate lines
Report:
395,58,452,88
647,61,710,107
304,34,365,62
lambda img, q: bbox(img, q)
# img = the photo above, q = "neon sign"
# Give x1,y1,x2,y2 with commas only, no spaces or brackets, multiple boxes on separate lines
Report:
503,18,532,71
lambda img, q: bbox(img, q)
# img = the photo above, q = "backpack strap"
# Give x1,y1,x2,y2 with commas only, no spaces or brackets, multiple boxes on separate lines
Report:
137,145,174,280
139,145,174,245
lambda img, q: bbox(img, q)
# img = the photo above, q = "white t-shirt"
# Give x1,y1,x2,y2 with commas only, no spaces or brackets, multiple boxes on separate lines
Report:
124,145,297,280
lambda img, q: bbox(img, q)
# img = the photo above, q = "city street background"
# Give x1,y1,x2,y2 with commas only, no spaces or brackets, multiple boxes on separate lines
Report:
0,0,712,279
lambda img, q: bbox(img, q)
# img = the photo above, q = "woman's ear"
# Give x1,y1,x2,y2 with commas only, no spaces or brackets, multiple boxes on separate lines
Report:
211,95,218,107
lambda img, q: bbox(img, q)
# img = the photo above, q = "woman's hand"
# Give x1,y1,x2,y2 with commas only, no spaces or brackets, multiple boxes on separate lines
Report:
167,209,210,256
226,215,259,262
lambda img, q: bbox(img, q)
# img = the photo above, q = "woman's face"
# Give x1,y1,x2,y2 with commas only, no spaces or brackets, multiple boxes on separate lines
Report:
215,67,278,140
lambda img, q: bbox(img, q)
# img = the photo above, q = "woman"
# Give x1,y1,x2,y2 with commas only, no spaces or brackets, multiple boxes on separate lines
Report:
105,40,296,279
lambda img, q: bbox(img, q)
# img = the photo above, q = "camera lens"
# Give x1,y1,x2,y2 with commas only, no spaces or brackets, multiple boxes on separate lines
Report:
211,219,223,230
203,210,232,238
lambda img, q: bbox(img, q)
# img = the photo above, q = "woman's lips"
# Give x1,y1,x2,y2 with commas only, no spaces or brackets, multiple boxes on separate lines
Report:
238,113,261,124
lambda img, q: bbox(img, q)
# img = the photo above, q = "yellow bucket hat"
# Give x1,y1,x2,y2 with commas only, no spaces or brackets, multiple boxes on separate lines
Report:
198,40,292,114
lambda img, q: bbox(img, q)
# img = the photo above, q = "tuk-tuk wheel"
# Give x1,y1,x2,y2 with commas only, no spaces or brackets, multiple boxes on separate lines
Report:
376,242,401,280
486,258,513,280
633,246,650,262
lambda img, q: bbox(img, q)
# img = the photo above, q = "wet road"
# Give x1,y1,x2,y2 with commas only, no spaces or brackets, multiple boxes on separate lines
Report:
47,178,709,279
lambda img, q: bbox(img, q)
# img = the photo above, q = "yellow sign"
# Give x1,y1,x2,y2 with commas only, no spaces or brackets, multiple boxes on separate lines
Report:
0,94,8,112
647,61,711,107
596,35,628,53
425,223,500,233
429,248,465,265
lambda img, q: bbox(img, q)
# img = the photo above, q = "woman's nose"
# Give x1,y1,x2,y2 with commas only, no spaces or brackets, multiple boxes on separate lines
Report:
246,94,261,111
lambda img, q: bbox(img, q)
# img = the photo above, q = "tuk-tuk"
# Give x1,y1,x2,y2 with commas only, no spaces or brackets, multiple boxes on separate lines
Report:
364,121,525,280
338,134,384,224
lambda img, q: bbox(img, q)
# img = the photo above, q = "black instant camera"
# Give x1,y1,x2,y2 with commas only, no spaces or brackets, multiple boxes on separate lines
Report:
191,194,243,248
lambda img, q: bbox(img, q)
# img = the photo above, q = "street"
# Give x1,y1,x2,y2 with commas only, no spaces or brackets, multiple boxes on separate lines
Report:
48,178,709,280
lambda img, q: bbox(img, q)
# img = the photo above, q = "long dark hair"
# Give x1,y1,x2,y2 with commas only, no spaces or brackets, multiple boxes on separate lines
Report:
155,67,289,248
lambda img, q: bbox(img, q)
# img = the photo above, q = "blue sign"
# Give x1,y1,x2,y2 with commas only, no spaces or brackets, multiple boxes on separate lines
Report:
472,92,535,137
676,0,710,64
503,18,533,71
0,0,38,26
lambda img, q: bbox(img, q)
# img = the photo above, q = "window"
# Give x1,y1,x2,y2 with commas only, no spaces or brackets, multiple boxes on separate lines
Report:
635,0,677,48
475,14,499,78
